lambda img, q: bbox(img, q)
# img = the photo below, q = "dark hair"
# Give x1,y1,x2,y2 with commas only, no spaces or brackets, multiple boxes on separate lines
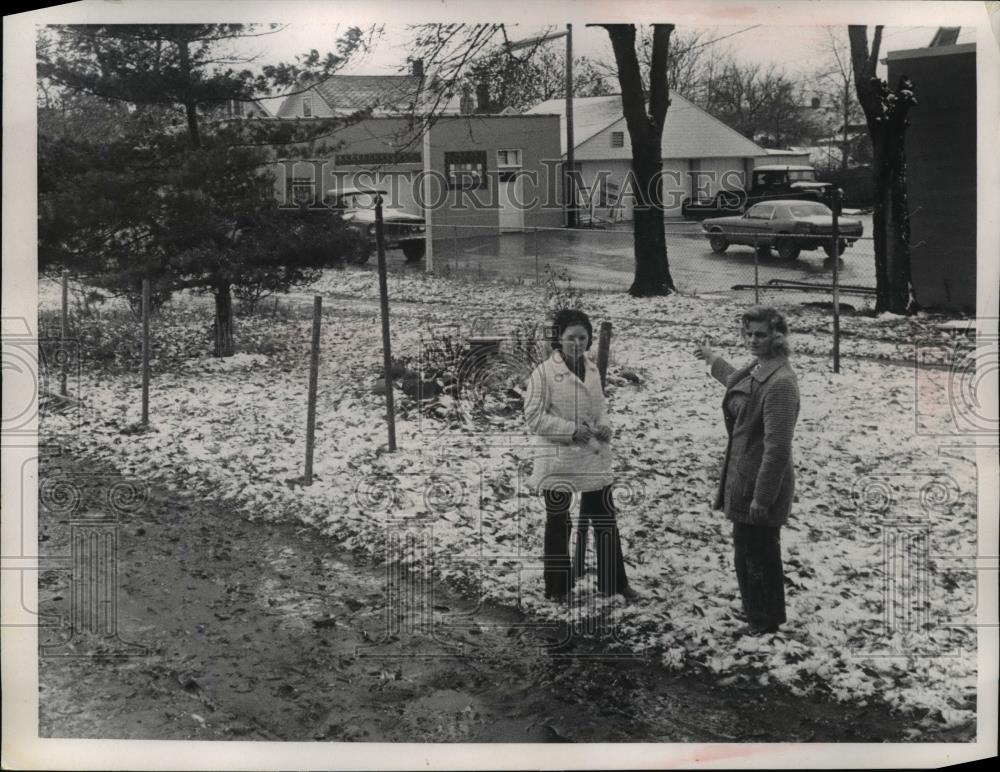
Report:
741,305,790,357
550,308,593,351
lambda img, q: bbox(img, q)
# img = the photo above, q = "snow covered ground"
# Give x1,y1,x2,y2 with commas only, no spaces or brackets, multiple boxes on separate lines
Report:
39,269,982,733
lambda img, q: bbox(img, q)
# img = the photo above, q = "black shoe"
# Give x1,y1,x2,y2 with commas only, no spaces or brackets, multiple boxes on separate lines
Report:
743,623,780,636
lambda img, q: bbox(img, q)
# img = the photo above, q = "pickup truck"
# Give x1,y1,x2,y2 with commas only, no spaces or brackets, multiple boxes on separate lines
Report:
681,165,832,220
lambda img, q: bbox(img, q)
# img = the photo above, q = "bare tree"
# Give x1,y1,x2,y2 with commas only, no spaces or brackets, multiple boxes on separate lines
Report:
811,29,866,171
635,27,718,98
405,23,677,296
600,23,677,296
697,58,814,146
848,25,917,314
467,47,613,112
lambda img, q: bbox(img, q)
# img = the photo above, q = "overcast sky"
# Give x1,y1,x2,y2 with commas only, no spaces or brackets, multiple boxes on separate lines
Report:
240,23,950,82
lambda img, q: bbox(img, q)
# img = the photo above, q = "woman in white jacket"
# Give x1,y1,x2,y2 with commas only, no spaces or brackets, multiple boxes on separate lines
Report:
523,308,636,603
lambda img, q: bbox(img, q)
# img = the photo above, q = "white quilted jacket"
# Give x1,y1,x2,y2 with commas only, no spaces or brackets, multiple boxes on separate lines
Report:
523,351,613,493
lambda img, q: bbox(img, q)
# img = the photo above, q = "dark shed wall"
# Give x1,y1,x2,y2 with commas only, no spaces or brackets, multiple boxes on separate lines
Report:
888,47,977,311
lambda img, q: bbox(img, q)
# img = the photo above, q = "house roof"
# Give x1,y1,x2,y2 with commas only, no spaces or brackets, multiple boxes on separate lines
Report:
523,92,766,158
276,74,467,117
314,74,423,113
884,25,976,60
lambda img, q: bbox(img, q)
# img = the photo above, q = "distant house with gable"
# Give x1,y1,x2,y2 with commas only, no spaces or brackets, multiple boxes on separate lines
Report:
524,92,768,220
271,63,564,247
274,61,465,119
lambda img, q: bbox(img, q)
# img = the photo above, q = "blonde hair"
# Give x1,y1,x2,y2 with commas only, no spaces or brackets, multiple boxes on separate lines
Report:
741,306,790,357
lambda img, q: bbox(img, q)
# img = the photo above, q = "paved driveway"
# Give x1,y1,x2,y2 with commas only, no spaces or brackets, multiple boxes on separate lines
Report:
423,216,876,296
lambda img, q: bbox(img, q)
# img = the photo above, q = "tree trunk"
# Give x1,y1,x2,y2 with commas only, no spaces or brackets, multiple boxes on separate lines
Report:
868,92,915,314
884,125,914,312
870,145,890,309
603,23,677,298
840,80,851,172
848,26,916,314
629,145,675,296
213,283,235,357
177,36,202,149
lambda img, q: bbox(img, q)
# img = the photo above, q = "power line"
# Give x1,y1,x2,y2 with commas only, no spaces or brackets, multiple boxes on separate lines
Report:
687,25,764,51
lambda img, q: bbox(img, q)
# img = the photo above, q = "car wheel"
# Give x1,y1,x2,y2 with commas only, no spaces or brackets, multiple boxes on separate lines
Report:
823,239,847,258
776,237,800,261
402,241,426,263
708,233,729,253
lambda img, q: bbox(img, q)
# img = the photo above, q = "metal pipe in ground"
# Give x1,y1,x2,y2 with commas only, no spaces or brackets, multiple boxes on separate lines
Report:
831,191,842,373
304,295,322,483
375,197,397,452
752,233,760,305
60,270,69,396
141,279,150,426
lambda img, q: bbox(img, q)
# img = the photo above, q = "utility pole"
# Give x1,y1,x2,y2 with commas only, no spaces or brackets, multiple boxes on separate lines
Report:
499,29,575,227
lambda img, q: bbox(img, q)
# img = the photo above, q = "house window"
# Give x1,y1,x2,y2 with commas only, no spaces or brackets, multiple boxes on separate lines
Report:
497,149,521,168
445,150,488,190
230,99,245,118
610,131,624,148
302,96,313,118
497,149,522,182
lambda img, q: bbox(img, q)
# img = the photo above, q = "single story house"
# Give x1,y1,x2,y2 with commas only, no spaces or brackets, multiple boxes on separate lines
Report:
887,27,976,311
272,71,564,245
524,92,768,220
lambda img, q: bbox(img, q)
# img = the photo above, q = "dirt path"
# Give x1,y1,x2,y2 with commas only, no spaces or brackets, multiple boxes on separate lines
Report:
38,450,951,743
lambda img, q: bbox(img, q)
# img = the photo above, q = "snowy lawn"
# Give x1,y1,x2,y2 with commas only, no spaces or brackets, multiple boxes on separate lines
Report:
39,269,980,734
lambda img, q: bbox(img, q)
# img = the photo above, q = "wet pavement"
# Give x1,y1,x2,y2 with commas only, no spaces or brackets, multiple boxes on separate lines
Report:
398,216,877,299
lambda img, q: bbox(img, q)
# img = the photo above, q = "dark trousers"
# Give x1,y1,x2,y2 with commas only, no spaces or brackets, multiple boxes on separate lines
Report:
732,522,787,630
543,486,628,597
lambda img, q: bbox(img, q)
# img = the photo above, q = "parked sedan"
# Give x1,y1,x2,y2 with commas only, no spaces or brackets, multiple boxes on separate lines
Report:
327,187,427,264
701,200,863,260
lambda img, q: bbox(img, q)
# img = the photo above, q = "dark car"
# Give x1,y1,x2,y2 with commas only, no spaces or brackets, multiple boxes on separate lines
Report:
701,199,864,260
682,164,832,220
327,186,427,264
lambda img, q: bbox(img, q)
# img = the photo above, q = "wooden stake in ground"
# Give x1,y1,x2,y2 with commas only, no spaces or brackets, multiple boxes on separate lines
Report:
304,295,322,483
375,196,397,452
141,279,151,426
597,321,612,392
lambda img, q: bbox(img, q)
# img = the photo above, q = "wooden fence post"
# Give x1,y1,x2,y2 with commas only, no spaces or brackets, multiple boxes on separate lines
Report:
597,321,612,392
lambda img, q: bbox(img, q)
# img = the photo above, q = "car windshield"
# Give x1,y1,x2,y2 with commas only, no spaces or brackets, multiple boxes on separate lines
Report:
788,170,818,182
786,203,831,217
